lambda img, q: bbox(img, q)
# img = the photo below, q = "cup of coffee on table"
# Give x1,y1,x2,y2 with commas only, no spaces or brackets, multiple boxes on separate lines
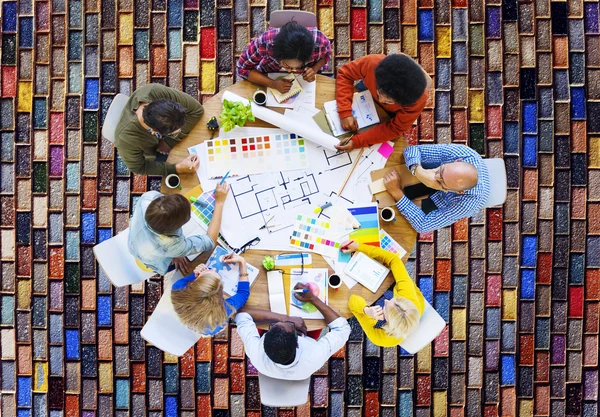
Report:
381,207,396,222
253,90,267,106
165,174,182,190
328,274,342,290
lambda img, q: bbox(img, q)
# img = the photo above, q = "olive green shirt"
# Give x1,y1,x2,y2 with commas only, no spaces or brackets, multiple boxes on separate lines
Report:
114,84,204,176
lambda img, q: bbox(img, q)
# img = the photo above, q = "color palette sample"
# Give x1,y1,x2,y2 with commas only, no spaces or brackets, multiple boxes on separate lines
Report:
204,134,309,178
290,214,343,258
379,229,408,259
189,191,216,228
348,204,381,247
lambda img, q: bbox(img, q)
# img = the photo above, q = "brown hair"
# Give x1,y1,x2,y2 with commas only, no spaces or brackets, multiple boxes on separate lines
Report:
171,271,231,333
145,194,191,234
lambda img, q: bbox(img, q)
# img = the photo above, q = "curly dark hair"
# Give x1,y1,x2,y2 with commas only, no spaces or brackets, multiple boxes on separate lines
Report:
374,54,428,106
264,325,297,365
272,22,315,63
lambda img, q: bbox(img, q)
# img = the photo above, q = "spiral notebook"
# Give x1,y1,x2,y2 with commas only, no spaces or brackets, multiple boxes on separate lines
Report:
268,74,303,103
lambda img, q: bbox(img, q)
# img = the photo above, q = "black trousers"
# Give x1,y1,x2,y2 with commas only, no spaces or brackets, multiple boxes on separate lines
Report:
403,183,439,215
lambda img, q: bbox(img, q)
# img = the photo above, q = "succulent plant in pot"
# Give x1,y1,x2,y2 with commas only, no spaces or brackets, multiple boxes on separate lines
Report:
220,99,255,132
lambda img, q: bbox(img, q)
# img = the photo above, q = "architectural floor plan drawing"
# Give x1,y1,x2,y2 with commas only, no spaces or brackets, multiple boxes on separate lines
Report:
189,128,391,250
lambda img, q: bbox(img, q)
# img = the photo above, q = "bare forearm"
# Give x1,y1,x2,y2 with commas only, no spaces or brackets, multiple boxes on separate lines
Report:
247,70,274,89
206,201,224,243
311,298,340,324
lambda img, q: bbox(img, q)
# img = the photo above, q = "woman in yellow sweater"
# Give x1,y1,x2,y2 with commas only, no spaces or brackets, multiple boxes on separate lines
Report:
344,241,426,347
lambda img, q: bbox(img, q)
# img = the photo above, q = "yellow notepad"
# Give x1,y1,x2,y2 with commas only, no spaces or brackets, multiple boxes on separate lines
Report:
269,74,303,103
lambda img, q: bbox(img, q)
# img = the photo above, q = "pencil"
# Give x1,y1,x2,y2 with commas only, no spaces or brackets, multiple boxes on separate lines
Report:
337,148,364,197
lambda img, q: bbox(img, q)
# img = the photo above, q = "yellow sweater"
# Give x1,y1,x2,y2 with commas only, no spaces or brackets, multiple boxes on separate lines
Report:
348,244,425,347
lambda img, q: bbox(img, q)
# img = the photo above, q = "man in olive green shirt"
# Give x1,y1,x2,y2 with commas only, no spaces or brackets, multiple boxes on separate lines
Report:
114,83,204,176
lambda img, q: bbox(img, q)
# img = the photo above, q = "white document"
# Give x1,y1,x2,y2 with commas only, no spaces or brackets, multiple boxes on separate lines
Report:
323,91,381,137
266,72,316,109
206,246,260,296
344,251,390,293
322,255,358,289
267,270,287,314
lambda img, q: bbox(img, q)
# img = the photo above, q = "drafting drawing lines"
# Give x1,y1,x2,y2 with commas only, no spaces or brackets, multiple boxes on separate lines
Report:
313,149,354,173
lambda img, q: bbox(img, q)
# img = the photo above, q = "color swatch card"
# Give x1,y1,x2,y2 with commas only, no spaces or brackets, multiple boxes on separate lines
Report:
289,268,328,319
379,229,408,259
207,246,259,296
204,134,309,178
348,204,381,247
289,215,345,258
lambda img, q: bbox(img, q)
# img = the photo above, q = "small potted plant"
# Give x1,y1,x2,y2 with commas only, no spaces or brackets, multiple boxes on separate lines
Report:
220,99,255,132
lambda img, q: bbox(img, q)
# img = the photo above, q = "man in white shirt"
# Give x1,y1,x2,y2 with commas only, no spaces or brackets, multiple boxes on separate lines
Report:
235,283,351,380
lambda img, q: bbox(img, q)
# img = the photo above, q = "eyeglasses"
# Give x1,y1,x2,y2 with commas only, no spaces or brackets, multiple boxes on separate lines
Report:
148,128,182,140
279,60,305,72
234,236,261,254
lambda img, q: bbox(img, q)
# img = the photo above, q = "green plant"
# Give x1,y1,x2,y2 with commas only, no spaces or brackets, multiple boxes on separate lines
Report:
220,99,255,132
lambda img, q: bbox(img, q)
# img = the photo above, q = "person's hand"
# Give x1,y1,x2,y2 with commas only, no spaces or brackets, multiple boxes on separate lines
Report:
222,254,245,265
335,139,354,152
415,166,442,191
341,116,358,132
157,139,172,155
173,257,192,275
214,182,230,204
175,155,200,174
293,283,317,303
194,264,209,276
287,316,308,336
364,305,385,320
302,67,316,82
271,78,292,94
340,240,359,253
383,170,405,202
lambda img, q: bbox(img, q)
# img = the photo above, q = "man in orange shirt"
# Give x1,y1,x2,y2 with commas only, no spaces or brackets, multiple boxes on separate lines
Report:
334,54,431,151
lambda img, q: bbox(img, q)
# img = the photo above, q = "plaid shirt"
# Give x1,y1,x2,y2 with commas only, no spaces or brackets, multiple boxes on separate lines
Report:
236,28,332,79
396,145,490,233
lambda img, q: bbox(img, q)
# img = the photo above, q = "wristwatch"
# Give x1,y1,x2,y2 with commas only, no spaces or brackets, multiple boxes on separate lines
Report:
410,164,419,176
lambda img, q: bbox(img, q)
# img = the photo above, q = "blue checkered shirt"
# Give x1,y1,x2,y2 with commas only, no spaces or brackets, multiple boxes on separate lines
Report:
396,145,490,233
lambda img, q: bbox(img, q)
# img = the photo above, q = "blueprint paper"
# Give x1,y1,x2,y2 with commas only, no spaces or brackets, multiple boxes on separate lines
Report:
266,72,316,109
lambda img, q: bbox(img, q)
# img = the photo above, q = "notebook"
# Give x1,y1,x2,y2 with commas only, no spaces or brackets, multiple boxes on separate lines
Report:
268,74,303,103
322,90,381,137
267,270,287,314
343,251,390,293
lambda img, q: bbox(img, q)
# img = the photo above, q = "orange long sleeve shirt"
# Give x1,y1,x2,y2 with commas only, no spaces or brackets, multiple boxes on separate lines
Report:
335,54,429,148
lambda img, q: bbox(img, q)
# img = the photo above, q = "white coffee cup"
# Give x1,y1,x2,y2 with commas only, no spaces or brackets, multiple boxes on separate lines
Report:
380,206,396,222
165,174,181,190
328,274,342,290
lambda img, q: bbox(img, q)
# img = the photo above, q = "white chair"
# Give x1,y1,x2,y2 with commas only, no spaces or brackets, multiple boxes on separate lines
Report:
400,299,446,354
140,271,202,356
269,10,317,28
483,158,507,208
101,93,130,143
258,372,310,407
93,228,156,287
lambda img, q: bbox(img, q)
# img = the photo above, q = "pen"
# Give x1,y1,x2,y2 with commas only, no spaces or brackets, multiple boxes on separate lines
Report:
213,170,230,194
338,133,355,148
313,202,332,213
290,303,308,312
189,196,208,207
293,289,309,293
340,240,355,251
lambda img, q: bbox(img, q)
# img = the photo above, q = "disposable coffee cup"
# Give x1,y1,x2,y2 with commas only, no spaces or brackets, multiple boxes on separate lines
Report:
381,206,396,222
165,174,182,190
253,90,267,106
328,274,342,290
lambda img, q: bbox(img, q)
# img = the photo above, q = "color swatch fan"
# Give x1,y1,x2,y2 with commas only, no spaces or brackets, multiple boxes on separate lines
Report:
204,134,309,178
379,229,407,259
348,204,381,247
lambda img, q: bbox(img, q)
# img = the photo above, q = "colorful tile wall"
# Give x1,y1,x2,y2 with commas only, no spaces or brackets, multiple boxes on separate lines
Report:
0,0,598,415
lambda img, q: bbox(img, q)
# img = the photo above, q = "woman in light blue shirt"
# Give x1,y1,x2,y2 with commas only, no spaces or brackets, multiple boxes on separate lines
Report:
171,255,250,335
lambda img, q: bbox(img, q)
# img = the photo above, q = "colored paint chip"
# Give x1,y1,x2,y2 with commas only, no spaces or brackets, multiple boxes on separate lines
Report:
418,9,434,41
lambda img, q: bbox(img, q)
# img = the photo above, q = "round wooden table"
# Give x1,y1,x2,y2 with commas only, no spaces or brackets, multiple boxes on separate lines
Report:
162,75,418,330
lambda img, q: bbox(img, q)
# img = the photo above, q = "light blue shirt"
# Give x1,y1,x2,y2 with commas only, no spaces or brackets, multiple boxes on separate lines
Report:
128,191,215,275
397,144,491,233
235,313,350,380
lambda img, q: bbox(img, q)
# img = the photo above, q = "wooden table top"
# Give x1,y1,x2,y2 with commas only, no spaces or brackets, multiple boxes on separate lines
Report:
161,76,418,330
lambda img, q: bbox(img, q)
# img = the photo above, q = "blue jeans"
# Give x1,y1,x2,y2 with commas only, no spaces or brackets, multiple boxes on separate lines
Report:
355,80,368,92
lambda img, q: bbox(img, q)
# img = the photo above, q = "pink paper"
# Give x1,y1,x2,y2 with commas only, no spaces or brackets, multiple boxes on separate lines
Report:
377,142,394,158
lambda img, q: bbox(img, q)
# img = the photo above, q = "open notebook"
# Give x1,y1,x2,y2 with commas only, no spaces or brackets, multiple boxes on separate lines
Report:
268,73,303,103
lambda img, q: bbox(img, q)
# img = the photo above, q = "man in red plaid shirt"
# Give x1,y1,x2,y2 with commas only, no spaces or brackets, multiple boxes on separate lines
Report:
236,22,332,94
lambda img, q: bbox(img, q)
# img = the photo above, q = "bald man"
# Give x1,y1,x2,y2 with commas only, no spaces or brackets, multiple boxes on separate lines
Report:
383,144,490,233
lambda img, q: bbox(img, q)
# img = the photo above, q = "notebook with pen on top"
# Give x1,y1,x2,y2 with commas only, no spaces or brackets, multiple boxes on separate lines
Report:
268,74,303,103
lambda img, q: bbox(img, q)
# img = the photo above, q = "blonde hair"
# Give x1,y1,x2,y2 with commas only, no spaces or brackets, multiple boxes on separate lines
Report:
383,297,420,340
171,271,232,333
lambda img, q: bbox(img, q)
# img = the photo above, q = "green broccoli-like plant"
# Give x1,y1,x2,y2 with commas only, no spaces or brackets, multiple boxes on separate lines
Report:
220,99,255,132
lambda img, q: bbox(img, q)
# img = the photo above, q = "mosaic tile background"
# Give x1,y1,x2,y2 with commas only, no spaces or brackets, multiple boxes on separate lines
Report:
1,0,600,415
